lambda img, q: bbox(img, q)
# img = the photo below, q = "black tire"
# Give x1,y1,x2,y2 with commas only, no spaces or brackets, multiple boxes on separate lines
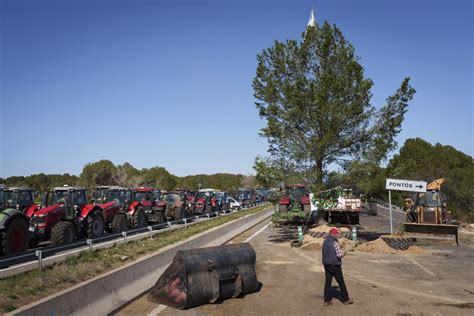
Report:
174,206,184,220
133,207,146,228
86,212,105,239
205,203,212,214
155,210,165,224
50,221,76,246
0,216,30,256
112,213,128,233
29,238,40,248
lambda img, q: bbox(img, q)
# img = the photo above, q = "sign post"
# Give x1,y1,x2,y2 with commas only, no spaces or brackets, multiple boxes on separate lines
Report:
385,178,427,235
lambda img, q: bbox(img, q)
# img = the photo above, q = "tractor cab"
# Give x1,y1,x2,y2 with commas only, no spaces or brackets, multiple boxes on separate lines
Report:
93,186,132,210
46,187,88,220
132,188,160,204
1,187,37,212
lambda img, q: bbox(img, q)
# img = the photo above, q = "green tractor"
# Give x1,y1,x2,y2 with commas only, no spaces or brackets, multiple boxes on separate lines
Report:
0,185,31,256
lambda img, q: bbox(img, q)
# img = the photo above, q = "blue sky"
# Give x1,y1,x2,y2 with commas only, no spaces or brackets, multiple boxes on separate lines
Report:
1,0,472,178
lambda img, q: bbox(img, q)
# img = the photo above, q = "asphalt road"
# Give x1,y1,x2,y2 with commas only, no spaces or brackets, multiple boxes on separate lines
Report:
114,207,474,316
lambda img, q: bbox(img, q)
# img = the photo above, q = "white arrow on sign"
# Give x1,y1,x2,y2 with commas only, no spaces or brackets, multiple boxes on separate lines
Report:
385,178,427,193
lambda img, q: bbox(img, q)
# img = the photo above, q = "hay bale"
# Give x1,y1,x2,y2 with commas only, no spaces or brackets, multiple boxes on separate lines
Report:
339,237,357,252
301,238,324,251
310,225,332,233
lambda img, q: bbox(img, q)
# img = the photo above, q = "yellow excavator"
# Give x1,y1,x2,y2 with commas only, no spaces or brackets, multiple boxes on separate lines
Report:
404,178,459,244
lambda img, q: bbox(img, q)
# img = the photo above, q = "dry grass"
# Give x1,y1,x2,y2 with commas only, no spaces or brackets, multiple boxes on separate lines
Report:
0,205,270,314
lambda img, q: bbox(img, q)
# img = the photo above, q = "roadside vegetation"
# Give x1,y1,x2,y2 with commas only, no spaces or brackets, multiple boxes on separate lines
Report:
0,162,251,194
0,205,270,314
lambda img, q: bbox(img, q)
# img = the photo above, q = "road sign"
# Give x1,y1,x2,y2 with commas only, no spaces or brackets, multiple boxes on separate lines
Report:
385,178,427,193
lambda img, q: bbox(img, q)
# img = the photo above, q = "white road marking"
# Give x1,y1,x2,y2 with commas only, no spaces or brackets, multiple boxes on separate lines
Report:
244,223,271,243
405,256,436,277
147,304,167,316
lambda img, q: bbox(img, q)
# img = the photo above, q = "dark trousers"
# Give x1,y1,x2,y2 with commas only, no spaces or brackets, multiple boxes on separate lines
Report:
324,264,349,302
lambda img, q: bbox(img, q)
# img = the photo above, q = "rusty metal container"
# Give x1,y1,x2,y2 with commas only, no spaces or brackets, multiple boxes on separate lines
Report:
148,243,258,309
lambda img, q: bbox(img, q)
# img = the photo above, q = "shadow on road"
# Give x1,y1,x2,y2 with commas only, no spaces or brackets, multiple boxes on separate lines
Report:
268,226,297,244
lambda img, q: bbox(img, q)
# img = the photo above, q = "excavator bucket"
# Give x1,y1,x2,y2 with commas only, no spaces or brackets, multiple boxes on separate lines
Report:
404,223,459,245
148,243,259,309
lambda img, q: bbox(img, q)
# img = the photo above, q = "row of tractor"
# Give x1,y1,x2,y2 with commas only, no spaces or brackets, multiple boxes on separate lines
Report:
0,185,267,257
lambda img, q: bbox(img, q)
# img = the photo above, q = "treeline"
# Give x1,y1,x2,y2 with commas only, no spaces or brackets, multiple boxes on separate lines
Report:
310,138,472,221
1,161,257,195
254,138,472,221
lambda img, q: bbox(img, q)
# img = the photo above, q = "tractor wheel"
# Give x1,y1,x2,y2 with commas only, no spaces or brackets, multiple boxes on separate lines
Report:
0,216,30,256
51,221,76,246
174,206,184,220
86,212,105,239
112,213,128,233
29,238,40,248
204,203,212,214
133,207,146,228
155,211,165,224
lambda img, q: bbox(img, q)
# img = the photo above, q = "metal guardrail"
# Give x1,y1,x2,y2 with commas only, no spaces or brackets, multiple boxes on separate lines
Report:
0,202,269,274
374,199,404,213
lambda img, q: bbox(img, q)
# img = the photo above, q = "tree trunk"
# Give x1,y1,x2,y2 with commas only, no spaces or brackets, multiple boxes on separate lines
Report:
316,160,323,187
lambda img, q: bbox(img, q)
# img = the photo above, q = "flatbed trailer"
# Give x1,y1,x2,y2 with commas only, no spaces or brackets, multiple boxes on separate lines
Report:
324,208,363,225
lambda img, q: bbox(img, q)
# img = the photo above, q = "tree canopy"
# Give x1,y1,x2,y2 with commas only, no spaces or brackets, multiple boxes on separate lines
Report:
253,20,415,187
1,162,248,194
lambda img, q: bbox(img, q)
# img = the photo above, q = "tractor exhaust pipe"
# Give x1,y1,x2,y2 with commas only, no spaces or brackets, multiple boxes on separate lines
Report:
147,243,259,309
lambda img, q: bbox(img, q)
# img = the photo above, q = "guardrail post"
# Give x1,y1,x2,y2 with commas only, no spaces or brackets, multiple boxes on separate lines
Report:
215,212,219,218
35,250,42,271
86,239,93,251
167,221,172,229
206,214,210,220
148,226,153,240
122,231,128,243
184,218,187,229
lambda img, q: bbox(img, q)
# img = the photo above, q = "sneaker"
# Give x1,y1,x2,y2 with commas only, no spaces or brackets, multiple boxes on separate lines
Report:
323,301,333,306
343,298,354,305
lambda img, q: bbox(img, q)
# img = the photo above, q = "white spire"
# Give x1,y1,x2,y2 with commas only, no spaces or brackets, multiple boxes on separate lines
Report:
307,8,316,28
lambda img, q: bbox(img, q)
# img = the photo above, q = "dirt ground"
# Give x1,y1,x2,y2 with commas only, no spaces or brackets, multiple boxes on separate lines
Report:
115,208,474,316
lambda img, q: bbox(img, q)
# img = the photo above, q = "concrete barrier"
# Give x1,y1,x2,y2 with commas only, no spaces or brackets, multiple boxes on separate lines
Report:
9,207,274,316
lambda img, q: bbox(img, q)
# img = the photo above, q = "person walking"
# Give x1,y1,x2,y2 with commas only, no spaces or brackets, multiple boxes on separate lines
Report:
322,227,354,306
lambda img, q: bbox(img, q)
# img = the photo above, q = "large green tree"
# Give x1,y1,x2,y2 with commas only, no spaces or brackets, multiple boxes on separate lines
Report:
79,160,117,187
140,166,177,190
388,138,474,220
253,20,415,186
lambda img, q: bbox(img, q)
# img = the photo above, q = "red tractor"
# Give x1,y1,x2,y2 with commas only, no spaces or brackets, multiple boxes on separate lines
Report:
278,184,311,213
194,190,217,215
130,187,161,227
28,186,122,246
92,186,134,231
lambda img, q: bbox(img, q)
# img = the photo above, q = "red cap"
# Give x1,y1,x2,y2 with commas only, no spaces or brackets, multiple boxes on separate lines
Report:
329,228,339,235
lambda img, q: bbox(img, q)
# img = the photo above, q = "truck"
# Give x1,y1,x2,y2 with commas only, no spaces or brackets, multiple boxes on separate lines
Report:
313,187,363,225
